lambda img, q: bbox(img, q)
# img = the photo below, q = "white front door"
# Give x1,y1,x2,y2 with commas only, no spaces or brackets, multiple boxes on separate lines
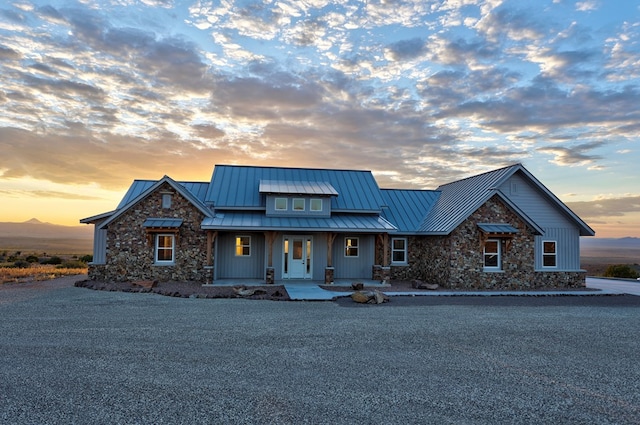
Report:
283,236,312,279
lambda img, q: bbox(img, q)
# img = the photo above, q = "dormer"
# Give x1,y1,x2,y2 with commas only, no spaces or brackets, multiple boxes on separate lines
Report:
259,180,338,217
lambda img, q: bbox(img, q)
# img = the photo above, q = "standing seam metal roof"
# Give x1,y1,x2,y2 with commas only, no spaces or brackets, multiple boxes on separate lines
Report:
380,189,440,233
206,165,384,211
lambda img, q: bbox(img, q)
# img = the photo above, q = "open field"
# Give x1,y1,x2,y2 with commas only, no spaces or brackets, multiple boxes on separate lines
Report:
0,264,88,284
0,237,92,256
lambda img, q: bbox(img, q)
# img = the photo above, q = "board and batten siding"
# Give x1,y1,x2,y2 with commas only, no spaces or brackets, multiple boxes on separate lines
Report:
500,173,583,271
332,234,374,279
216,232,265,279
92,226,107,265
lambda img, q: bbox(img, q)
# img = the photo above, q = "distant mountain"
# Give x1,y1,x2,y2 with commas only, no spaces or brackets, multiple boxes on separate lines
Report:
0,219,93,239
581,237,640,249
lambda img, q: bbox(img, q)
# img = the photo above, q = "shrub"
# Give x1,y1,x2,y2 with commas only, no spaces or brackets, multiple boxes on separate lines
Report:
25,255,39,263
79,254,93,263
603,264,639,279
57,260,86,269
41,256,63,265
12,260,31,269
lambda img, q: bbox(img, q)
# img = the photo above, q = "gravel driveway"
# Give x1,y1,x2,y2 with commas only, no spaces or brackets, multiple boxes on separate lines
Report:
1,277,639,424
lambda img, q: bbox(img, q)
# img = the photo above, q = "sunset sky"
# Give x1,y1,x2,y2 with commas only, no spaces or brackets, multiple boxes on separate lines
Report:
1,0,639,238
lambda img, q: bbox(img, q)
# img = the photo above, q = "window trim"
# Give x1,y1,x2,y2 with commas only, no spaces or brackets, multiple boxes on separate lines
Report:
542,240,557,268
155,233,175,264
235,235,252,257
292,198,305,211
274,198,287,211
391,237,408,265
310,198,322,212
161,193,172,209
483,239,501,271
344,237,359,258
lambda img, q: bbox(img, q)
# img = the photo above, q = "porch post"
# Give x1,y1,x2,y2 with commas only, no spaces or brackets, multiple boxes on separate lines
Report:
206,231,218,266
325,232,337,284
326,232,337,267
264,231,278,284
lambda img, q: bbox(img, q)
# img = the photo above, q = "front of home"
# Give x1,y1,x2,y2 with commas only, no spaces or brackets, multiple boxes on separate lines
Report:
81,163,595,289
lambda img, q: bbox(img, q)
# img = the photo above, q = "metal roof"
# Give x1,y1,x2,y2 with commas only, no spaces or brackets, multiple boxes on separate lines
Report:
99,176,212,230
259,180,338,196
380,189,440,233
117,180,209,209
478,223,519,233
206,165,384,212
201,212,397,232
142,218,183,228
419,164,517,234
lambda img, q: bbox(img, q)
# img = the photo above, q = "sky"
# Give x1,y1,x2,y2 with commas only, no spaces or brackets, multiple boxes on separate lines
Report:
1,0,639,238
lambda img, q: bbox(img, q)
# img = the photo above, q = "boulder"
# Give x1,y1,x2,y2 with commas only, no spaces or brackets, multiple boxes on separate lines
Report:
411,280,439,290
351,290,389,304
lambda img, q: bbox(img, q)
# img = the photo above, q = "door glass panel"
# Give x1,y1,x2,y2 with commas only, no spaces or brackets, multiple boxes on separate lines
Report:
293,240,303,260
306,239,312,274
284,239,289,274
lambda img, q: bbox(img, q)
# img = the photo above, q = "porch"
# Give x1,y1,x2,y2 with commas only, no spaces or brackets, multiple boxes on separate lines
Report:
204,278,389,287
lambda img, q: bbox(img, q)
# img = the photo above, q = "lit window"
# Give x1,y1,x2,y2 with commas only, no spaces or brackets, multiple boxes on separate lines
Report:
162,194,172,209
310,199,322,212
275,198,287,211
391,238,407,264
483,239,501,270
155,234,175,263
543,241,557,267
293,198,305,211
235,236,251,256
345,237,359,257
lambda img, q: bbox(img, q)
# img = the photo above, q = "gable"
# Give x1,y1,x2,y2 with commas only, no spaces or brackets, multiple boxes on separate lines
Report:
97,176,212,229
498,170,594,236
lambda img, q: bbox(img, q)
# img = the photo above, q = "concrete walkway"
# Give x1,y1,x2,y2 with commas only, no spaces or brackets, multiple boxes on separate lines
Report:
586,276,640,295
284,278,636,301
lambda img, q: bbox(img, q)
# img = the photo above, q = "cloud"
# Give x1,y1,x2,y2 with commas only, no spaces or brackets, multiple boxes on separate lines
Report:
537,141,605,166
566,195,640,220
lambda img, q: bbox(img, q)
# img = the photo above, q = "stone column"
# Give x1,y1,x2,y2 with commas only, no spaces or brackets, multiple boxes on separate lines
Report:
265,267,275,284
324,267,334,285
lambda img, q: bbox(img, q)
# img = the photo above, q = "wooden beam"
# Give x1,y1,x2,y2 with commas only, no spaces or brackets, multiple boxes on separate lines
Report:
207,231,218,266
382,233,389,267
327,232,337,267
264,231,278,267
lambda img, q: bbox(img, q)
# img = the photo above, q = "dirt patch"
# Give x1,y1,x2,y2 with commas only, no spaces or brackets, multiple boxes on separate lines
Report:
75,280,290,301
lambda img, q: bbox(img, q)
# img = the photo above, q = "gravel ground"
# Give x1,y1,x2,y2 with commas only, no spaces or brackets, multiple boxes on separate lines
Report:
1,276,640,424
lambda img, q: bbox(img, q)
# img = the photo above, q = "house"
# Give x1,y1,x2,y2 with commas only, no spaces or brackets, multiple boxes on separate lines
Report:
80,163,595,289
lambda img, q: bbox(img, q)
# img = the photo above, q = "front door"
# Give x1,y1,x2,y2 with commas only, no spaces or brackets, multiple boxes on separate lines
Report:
283,236,312,279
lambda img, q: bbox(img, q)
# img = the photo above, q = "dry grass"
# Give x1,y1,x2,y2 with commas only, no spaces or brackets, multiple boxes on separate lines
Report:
0,264,87,284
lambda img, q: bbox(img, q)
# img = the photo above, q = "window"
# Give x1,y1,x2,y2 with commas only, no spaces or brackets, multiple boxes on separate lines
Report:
483,239,501,271
543,241,557,267
293,198,305,211
155,234,175,264
162,193,172,209
310,198,322,212
391,238,407,264
275,198,287,211
345,237,359,257
235,236,251,256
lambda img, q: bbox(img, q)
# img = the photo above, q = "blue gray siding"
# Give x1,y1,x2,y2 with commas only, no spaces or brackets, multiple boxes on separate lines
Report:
216,232,265,279
332,234,375,279
92,225,107,265
500,174,582,270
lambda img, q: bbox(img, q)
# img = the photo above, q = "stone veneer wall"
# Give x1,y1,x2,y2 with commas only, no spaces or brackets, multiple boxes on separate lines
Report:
90,182,210,283
389,236,450,284
387,196,585,290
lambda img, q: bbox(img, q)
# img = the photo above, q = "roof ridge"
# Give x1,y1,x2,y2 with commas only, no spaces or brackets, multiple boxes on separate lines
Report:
438,163,522,188
214,164,373,173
